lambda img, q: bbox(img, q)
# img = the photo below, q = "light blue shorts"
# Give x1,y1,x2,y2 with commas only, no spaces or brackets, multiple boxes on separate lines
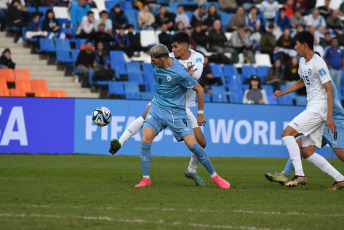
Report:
143,103,194,142
321,121,344,149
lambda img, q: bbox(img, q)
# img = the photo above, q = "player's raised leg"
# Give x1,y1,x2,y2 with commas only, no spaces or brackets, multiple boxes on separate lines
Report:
109,105,150,155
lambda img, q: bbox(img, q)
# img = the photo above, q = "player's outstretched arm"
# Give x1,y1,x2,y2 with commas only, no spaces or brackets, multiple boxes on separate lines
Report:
273,79,305,99
193,83,206,126
323,81,336,133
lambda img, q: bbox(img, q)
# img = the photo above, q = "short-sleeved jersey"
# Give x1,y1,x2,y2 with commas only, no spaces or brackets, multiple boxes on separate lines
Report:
331,80,344,121
298,53,331,120
152,58,197,109
170,49,204,107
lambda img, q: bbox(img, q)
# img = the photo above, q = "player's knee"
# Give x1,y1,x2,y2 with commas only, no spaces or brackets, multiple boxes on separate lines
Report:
301,149,313,158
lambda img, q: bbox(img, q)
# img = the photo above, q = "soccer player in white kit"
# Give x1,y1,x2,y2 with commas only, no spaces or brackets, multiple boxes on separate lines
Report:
109,32,208,186
273,31,344,187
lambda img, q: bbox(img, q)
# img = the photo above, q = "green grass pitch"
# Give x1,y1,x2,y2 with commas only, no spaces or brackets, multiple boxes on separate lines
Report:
0,155,343,230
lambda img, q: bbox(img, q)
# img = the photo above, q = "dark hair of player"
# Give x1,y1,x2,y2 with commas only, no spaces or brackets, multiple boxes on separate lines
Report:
294,31,314,50
171,32,190,46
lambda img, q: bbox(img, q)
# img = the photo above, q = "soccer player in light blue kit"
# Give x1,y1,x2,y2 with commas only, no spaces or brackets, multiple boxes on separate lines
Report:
135,44,230,188
266,62,344,190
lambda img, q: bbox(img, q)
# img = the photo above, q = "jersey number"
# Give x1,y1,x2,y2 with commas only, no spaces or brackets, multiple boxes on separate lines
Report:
182,118,188,126
159,78,162,85
303,75,310,85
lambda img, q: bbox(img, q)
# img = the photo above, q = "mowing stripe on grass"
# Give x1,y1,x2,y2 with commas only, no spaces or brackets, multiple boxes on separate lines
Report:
0,213,289,230
2,204,344,217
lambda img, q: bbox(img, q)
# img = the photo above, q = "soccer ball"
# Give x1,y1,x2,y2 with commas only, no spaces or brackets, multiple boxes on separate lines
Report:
92,107,112,127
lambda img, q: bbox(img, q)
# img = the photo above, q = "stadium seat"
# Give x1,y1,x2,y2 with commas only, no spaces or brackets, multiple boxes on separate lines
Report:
210,64,226,84
93,0,106,11
255,53,272,66
121,1,133,10
142,63,153,75
31,79,49,91
142,73,154,84
211,85,227,94
0,88,10,96
56,38,71,50
9,89,26,97
140,92,154,100
212,93,228,103
267,94,277,105
123,82,140,93
256,66,270,82
145,82,155,93
230,92,243,103
227,75,242,91
105,0,119,12
278,95,293,105
241,65,256,82
107,82,125,96
34,89,51,97
223,64,239,78
39,38,56,53
261,85,274,95
220,13,233,30
56,50,73,64
0,78,8,89
0,69,15,82
110,61,127,79
204,93,211,102
109,50,126,63
56,18,70,28
125,92,140,99
126,62,141,74
126,10,140,31
53,6,69,19
14,69,31,80
15,79,32,92
38,7,51,17
140,30,158,47
50,90,67,98
128,72,143,82
280,85,296,98
295,96,307,106
336,87,343,101
25,6,36,13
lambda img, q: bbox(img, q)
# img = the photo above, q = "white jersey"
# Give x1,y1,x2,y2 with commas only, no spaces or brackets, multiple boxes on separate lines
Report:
170,49,204,107
298,53,332,120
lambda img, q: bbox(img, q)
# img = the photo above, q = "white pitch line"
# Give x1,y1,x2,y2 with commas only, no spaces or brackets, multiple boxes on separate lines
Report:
1,204,344,217
0,213,289,230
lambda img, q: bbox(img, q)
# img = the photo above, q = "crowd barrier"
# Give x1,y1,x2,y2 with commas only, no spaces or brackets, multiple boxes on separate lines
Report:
0,97,335,158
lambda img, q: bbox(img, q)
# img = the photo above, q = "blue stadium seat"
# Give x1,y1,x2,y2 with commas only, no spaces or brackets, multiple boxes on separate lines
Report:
278,95,293,105
26,7,37,13
227,75,242,91
121,1,133,10
142,63,153,75
128,72,143,82
145,82,155,93
210,64,226,84
220,13,233,30
71,49,80,73
22,27,37,42
110,61,127,79
185,11,193,22
88,71,112,86
56,50,72,64
123,82,140,93
108,82,125,96
241,65,257,82
105,0,119,12
126,92,141,99
256,66,270,82
204,93,211,102
109,50,126,63
140,92,154,100
142,73,154,83
336,87,343,101
261,85,274,95
223,64,240,78
211,85,227,94
230,92,243,103
57,18,70,28
280,85,296,98
295,96,307,106
38,7,51,16
267,94,277,105
39,38,56,53
56,38,71,50
212,93,228,103
126,10,140,31
341,70,344,87
126,62,141,74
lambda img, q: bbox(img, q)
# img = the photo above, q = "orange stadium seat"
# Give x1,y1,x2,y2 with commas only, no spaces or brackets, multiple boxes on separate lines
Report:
14,69,31,80
0,69,15,82
0,88,10,96
15,79,32,91
9,89,26,97
50,90,66,98
34,89,50,97
0,78,8,89
31,79,48,91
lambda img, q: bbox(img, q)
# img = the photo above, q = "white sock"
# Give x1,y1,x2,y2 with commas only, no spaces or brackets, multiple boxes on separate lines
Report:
282,136,305,176
210,172,217,178
187,153,199,173
306,153,344,181
119,116,144,146
143,175,150,179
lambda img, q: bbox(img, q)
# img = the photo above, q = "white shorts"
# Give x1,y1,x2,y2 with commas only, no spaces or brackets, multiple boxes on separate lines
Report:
186,107,199,129
288,110,325,149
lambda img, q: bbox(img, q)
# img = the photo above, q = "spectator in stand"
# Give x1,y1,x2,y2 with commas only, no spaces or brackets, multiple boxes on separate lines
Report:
205,4,220,29
339,3,344,18
114,25,133,57
243,75,268,104
175,5,190,28
192,23,208,53
246,6,260,33
326,10,343,40
0,0,8,31
0,48,15,69
127,24,144,54
226,6,246,32
293,0,306,15
108,3,128,31
323,37,344,86
70,0,90,29
199,56,222,94
190,4,208,30
318,0,332,19
260,24,276,63
283,0,294,18
42,9,65,39
306,9,326,39
265,59,284,91
305,0,316,14
175,21,185,33
320,32,332,49
275,28,295,63
290,9,305,28
92,41,115,82
96,10,112,34
260,0,279,29
153,5,175,30
208,19,231,53
6,0,29,42
185,26,196,51
236,0,254,11
92,22,113,46
158,24,172,51
218,0,237,13
229,26,255,64
76,11,97,39
87,0,97,9
276,8,290,32
76,40,96,87
138,4,155,30
26,13,48,40
314,37,324,57
283,57,299,85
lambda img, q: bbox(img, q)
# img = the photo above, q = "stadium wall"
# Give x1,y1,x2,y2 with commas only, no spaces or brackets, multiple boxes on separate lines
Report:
0,97,336,158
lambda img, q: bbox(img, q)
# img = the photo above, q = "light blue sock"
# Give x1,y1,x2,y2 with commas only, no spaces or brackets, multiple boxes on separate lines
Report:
189,143,215,175
282,158,294,176
140,142,151,177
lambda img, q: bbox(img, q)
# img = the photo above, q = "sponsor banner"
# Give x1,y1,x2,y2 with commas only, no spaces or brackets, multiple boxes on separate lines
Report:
75,99,334,158
0,98,74,154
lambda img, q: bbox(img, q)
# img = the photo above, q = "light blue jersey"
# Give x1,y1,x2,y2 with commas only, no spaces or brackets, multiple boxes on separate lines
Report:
331,81,344,121
152,58,197,109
